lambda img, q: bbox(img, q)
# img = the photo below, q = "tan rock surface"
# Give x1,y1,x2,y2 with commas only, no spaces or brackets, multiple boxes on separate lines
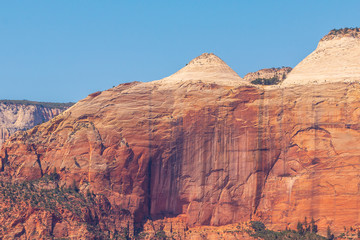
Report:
282,28,360,86
155,53,248,87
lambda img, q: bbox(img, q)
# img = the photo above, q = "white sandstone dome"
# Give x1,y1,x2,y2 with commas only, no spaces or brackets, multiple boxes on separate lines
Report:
282,28,360,86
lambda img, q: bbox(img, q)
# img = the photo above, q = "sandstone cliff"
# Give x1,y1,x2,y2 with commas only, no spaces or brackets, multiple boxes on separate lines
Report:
282,28,360,86
243,67,292,84
0,100,72,148
1,32,360,239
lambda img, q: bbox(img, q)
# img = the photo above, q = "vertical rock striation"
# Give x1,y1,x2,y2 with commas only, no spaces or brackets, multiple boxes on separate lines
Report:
1,29,360,237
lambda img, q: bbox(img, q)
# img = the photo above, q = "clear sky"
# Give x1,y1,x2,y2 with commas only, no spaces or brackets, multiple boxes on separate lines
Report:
1,1,359,102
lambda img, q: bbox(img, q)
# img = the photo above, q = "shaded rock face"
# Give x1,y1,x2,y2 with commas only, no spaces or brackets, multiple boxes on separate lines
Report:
0,102,71,147
243,67,292,83
1,50,360,238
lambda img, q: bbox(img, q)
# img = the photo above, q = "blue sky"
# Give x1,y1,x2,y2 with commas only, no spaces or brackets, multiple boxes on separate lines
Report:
0,1,359,102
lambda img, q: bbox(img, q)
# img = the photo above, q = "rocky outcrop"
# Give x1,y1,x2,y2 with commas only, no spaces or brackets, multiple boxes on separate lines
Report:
0,178,133,239
282,28,360,86
0,101,72,147
243,67,292,84
1,32,360,238
321,27,360,41
140,217,256,239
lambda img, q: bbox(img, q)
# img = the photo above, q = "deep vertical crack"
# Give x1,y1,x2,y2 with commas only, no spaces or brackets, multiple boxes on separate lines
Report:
254,90,265,214
0,149,8,172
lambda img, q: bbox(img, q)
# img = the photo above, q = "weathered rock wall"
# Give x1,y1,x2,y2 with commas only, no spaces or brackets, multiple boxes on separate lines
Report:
2,79,360,236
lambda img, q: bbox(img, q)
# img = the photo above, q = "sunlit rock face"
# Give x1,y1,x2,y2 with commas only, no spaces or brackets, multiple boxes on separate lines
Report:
0,101,71,147
1,35,360,238
282,28,360,86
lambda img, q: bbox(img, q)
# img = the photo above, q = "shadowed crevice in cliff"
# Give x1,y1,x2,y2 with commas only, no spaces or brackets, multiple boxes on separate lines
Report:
146,90,153,221
291,125,331,139
31,144,44,177
309,88,321,220
36,154,44,177
254,91,265,214
149,117,184,221
0,149,8,172
50,214,61,237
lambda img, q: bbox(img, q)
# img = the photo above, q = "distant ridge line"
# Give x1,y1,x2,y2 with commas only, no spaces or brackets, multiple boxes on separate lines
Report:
0,99,74,109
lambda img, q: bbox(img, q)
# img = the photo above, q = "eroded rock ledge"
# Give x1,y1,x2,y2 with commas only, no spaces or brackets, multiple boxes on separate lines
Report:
321,27,360,41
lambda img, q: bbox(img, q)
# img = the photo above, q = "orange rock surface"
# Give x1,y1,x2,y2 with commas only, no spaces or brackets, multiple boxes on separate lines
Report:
1,32,360,238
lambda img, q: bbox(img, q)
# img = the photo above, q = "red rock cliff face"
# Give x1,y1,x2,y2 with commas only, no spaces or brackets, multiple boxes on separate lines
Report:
1,52,360,237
